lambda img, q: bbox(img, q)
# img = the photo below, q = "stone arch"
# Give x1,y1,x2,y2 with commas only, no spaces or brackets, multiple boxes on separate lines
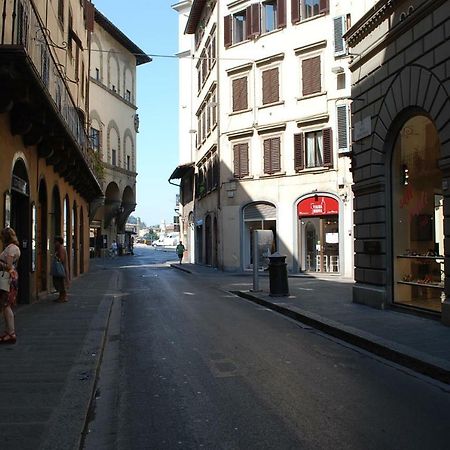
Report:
371,65,450,167
90,33,103,81
107,49,120,93
123,63,134,102
123,128,134,171
107,120,121,166
90,110,104,159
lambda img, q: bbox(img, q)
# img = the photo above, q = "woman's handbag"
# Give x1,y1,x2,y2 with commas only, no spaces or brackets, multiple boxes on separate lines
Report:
0,270,10,292
51,257,66,278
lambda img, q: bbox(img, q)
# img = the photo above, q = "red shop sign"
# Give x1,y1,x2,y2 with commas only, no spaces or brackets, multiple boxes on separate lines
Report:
298,196,339,217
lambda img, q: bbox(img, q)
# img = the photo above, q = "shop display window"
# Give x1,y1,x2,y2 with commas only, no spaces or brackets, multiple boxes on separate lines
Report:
392,115,443,312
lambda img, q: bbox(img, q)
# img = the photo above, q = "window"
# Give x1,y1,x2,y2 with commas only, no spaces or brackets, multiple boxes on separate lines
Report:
262,67,279,105
67,11,73,53
232,76,248,112
233,11,247,44
233,143,249,178
112,149,117,166
127,155,131,171
90,127,100,152
292,0,329,23
337,73,345,90
112,85,116,92
294,128,333,170
263,1,277,33
263,137,281,174
125,89,131,102
302,56,321,96
95,68,100,80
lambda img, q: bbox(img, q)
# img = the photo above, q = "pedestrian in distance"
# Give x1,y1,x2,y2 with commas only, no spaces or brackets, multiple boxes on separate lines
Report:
0,227,21,344
176,241,185,264
52,236,70,303
110,240,118,257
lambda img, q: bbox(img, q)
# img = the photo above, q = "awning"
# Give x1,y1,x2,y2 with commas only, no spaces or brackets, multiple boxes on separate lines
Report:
169,162,195,181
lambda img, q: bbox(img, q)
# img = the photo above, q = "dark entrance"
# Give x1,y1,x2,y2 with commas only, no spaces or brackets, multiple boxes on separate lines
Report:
38,179,48,292
11,160,30,304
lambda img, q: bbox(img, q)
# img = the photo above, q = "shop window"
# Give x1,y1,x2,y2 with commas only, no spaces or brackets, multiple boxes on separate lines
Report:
392,115,443,313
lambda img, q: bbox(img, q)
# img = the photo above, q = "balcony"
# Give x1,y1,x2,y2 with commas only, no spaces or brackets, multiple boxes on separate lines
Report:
0,0,102,200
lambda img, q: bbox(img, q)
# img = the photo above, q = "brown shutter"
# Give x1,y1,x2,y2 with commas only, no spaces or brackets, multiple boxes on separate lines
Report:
233,76,248,111
233,144,240,177
246,6,252,40
319,0,329,14
263,139,271,174
262,70,270,105
263,68,279,104
84,1,95,32
302,56,321,96
272,68,279,103
291,0,300,23
251,3,261,38
294,133,304,171
224,15,232,48
322,127,333,167
240,143,249,177
277,0,286,28
271,138,281,172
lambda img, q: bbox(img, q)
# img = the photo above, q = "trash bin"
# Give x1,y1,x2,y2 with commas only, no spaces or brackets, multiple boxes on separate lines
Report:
268,253,289,297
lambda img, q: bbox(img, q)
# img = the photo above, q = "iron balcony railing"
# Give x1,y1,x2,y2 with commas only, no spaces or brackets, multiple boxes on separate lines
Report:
0,0,96,176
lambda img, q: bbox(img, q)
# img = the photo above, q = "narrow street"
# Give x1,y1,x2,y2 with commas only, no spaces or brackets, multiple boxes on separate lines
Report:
83,246,450,450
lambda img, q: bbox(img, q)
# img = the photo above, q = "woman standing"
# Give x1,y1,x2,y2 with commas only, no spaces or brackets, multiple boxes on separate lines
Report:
0,227,21,344
53,236,70,303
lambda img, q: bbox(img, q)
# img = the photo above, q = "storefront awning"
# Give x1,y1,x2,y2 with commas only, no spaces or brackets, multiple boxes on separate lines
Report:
169,162,195,181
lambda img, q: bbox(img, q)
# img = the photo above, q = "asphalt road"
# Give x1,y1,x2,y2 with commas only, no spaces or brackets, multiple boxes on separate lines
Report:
84,247,450,450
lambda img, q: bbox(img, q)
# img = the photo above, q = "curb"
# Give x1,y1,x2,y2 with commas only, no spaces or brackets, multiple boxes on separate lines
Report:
233,290,450,385
170,263,193,274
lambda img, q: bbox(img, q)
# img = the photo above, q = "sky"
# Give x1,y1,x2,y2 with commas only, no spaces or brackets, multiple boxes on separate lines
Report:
93,0,179,227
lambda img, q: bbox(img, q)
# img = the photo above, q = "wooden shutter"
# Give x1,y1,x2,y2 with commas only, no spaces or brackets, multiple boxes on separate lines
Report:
224,15,232,48
291,0,300,23
240,143,249,177
322,127,333,167
271,137,281,172
251,3,260,38
277,0,287,28
233,144,240,177
245,6,252,40
263,139,271,174
302,56,321,96
319,0,329,14
333,16,346,55
233,76,248,112
337,105,349,152
294,133,304,171
262,68,279,105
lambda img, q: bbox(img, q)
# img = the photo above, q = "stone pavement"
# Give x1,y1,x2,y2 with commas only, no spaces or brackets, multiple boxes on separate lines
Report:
0,259,123,450
171,263,450,384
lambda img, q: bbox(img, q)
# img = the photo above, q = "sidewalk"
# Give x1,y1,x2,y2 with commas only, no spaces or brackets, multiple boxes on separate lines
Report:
0,259,122,450
171,263,450,384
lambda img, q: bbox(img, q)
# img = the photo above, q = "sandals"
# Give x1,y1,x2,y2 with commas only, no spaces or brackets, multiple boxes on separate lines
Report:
0,331,16,345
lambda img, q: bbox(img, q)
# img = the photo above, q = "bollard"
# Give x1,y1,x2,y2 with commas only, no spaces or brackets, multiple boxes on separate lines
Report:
268,253,289,297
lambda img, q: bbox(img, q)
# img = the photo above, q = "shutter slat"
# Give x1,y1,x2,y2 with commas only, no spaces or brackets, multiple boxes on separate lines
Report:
262,70,270,105
323,127,333,167
233,145,239,177
294,133,304,171
302,56,321,96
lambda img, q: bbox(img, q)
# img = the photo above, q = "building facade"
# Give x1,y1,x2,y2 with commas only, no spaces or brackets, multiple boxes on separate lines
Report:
346,0,450,322
0,0,102,303
172,0,374,275
89,9,150,256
